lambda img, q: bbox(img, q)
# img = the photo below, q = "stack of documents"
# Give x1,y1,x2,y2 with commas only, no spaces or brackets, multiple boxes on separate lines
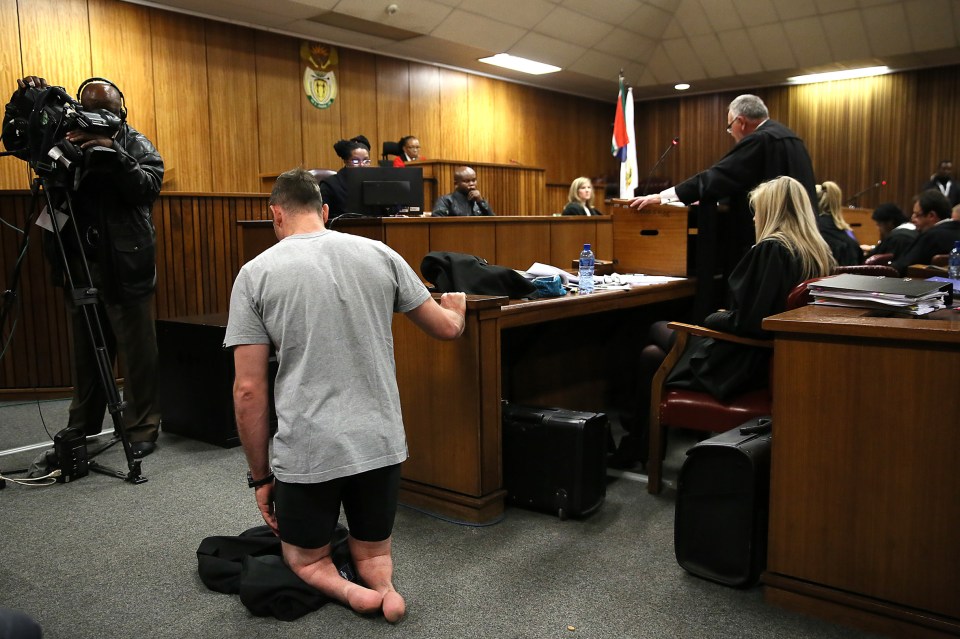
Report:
807,274,952,316
523,263,685,289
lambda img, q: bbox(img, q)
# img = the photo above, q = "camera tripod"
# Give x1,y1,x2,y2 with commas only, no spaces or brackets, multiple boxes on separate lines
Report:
0,171,146,484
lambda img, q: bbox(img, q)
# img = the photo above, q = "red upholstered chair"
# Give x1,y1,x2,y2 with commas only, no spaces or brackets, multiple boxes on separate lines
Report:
864,252,893,266
833,264,899,277
645,279,812,495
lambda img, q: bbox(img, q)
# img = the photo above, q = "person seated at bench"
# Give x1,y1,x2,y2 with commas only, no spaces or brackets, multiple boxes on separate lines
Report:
610,176,835,468
864,203,916,261
892,189,960,275
562,177,602,216
432,166,495,217
815,181,862,266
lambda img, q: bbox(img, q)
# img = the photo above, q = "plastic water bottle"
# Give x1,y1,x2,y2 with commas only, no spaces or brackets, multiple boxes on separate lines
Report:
578,243,595,294
949,240,960,279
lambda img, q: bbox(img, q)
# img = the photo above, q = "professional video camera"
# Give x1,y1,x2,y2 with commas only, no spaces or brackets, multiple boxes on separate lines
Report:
1,84,121,184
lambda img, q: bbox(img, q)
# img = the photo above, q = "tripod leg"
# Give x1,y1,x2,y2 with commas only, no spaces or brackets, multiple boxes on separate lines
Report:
42,180,146,484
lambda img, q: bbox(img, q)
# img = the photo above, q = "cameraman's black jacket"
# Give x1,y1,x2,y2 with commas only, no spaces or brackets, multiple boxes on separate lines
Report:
51,125,164,305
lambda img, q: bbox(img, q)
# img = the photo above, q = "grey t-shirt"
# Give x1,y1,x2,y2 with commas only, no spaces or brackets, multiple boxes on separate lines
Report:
224,229,431,483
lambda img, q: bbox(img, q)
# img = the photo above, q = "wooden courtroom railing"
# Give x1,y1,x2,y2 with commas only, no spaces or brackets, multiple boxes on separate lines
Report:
0,191,270,396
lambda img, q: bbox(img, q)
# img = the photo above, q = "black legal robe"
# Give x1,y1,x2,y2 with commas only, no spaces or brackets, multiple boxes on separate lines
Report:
816,214,863,266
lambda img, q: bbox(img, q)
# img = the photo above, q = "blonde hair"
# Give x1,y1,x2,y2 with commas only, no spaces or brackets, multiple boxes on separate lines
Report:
568,177,593,205
816,181,851,231
751,176,835,279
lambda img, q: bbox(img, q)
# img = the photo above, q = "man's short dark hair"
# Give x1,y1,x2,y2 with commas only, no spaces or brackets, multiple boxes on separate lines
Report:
916,189,951,220
270,168,323,212
871,202,907,226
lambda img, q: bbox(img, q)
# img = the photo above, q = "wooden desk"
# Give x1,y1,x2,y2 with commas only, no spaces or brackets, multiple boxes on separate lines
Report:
762,305,960,638
607,201,692,276
397,282,695,522
843,207,878,247
239,216,614,278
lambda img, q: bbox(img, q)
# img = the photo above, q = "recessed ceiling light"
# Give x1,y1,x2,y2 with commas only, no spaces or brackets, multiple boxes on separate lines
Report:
478,53,561,75
787,66,891,85
674,83,690,91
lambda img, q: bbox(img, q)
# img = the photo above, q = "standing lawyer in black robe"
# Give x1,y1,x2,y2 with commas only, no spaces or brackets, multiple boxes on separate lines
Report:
627,95,817,318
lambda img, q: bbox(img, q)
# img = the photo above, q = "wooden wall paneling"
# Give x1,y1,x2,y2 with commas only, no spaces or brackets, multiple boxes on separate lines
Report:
88,0,158,145
254,31,302,179
490,80,519,166
408,63,440,163
17,0,91,102
383,224,430,278
550,219,598,267
429,221,496,261
0,0,27,190
545,184,567,216
337,50,379,153
300,48,343,174
494,221,549,271
375,57,410,158
152,196,171,318
438,68,469,161
205,21,260,193
149,10,211,192
467,75,496,162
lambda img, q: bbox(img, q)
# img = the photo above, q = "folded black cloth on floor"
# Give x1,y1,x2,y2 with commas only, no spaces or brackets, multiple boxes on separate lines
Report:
196,524,355,621
421,251,536,298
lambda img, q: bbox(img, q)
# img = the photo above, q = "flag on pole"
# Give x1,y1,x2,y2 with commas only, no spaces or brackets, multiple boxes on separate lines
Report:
611,74,628,160
619,87,638,198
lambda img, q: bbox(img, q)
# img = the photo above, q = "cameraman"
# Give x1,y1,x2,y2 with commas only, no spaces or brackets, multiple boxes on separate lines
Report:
8,75,165,458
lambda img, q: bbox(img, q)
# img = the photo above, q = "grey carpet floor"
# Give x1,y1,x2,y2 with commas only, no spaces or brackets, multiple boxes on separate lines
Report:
0,399,879,639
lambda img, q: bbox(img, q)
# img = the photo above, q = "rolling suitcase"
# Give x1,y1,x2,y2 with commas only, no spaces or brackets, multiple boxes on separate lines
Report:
502,402,608,520
674,417,772,587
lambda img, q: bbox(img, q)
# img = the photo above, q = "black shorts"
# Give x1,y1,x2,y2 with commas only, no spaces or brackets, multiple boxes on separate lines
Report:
273,463,402,549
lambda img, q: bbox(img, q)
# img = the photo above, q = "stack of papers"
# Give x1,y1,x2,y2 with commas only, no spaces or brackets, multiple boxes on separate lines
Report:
807,274,952,316
523,263,685,290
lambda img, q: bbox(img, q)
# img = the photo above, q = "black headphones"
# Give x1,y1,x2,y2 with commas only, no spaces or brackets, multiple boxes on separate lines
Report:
77,77,127,122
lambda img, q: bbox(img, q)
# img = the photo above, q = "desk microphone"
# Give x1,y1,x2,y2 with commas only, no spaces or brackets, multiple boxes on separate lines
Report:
845,179,886,206
640,137,679,195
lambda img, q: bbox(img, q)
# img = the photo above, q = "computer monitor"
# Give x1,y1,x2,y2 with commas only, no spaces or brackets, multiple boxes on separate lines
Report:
344,166,424,216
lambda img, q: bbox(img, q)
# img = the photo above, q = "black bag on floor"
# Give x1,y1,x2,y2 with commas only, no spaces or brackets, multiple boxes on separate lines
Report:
502,402,608,520
674,417,772,587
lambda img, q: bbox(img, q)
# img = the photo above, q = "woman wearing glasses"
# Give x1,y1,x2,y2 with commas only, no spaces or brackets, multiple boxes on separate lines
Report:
319,135,372,219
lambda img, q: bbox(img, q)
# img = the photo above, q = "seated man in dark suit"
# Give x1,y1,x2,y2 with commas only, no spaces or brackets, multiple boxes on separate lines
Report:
921,160,960,207
865,203,917,261
892,190,960,274
432,166,495,216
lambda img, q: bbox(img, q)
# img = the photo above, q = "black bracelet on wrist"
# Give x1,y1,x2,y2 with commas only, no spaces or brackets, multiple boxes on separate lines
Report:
246,470,274,488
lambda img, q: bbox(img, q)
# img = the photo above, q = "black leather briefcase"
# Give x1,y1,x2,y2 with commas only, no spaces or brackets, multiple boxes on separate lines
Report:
502,402,608,520
674,417,772,587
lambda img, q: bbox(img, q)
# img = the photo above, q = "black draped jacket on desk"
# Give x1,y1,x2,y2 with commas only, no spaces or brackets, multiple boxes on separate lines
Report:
666,238,805,401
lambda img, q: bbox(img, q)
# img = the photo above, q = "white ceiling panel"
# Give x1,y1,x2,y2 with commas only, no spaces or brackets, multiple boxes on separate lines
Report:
747,23,797,71
567,49,634,81
862,3,913,56
815,0,859,11
821,9,872,60
698,0,745,33
719,28,765,75
535,6,613,48
904,0,958,52
560,0,643,24
594,28,656,60
431,9,526,52
662,38,707,80
689,33,736,78
330,0,453,33
732,0,780,27
509,31,587,68
782,17,836,68
673,0,713,37
645,44,682,84
771,0,819,20
460,0,555,29
620,4,674,39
